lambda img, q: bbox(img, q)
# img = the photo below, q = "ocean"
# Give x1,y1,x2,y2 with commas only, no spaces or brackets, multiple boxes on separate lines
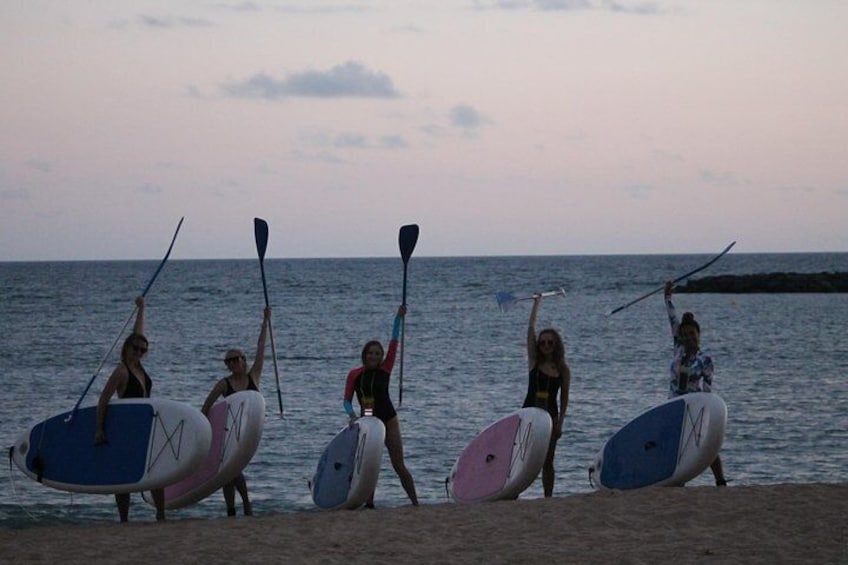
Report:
1,252,846,528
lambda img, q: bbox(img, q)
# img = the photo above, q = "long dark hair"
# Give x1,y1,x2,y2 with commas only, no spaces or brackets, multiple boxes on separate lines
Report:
680,312,701,334
534,328,568,375
360,340,384,364
120,332,148,366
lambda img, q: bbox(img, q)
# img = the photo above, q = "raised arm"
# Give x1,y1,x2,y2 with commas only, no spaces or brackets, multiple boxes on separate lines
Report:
248,306,271,385
664,281,680,343
526,295,542,369
381,304,406,373
133,296,145,335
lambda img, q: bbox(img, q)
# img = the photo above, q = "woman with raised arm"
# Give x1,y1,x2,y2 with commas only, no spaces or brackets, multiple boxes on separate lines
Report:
201,306,272,516
343,304,418,507
664,281,727,486
95,296,165,522
523,294,571,497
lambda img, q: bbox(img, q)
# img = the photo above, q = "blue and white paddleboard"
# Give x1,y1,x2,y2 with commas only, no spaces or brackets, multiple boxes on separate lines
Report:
311,416,385,510
11,398,212,494
589,392,727,490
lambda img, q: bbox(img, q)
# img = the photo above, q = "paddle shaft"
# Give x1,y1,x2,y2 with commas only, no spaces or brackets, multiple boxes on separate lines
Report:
68,217,185,421
608,241,737,316
397,224,419,408
255,218,284,417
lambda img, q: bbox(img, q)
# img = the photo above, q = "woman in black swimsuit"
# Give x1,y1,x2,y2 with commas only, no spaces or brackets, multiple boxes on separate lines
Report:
522,294,571,497
201,306,271,517
95,296,165,522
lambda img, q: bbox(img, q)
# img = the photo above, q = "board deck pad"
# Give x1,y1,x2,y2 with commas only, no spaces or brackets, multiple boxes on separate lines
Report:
600,398,686,489
451,414,521,501
25,404,154,486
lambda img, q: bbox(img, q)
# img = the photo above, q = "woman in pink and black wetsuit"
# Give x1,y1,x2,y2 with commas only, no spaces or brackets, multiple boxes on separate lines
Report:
343,304,419,507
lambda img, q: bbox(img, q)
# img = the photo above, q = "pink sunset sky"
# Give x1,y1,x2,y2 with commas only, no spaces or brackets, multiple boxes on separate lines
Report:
1,1,846,260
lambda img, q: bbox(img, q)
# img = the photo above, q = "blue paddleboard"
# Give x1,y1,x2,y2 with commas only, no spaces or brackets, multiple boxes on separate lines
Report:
11,398,211,494
311,416,385,510
590,393,727,490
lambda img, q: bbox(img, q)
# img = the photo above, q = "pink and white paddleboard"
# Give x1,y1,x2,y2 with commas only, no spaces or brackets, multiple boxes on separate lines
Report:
447,407,552,504
147,390,265,509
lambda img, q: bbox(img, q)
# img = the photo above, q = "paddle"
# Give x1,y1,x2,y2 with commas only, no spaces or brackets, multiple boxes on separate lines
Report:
67,216,185,422
495,288,566,313
397,224,419,408
607,241,737,316
254,217,284,418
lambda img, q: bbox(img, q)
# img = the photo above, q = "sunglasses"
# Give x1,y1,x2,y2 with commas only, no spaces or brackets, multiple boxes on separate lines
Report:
225,355,245,364
133,344,148,355
538,339,555,347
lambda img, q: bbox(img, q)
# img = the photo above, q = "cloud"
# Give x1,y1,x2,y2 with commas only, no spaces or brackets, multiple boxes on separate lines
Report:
623,183,653,199
449,104,489,129
223,61,400,100
334,133,369,148
473,0,593,10
701,170,740,186
0,188,31,201
380,135,408,149
136,15,214,28
473,0,661,13
136,183,163,194
26,159,52,173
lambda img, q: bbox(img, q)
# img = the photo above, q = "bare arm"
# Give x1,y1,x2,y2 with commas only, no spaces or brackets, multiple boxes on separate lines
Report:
201,379,228,416
555,364,571,438
248,306,271,386
94,367,126,444
133,296,145,335
526,295,541,370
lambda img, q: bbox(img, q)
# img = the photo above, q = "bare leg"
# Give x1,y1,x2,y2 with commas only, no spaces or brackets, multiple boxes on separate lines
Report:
711,455,727,486
541,435,559,498
115,493,130,523
384,417,418,505
223,482,237,516
151,488,165,521
233,473,252,515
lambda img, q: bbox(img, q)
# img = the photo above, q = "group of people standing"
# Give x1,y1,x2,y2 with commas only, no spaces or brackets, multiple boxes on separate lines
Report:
93,280,725,523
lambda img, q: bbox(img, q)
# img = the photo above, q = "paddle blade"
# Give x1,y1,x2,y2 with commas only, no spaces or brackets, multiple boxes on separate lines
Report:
254,218,269,260
399,224,419,264
495,292,518,313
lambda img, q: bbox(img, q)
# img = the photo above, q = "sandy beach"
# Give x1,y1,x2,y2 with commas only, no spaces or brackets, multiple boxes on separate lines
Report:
1,483,845,564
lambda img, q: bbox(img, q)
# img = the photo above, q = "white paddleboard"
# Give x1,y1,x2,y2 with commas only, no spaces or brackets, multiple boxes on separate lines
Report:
11,398,212,494
311,416,385,510
152,390,265,509
447,407,552,504
589,392,727,490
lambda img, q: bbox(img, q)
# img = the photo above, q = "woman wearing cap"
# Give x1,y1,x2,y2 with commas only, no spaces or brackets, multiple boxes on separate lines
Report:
201,306,271,516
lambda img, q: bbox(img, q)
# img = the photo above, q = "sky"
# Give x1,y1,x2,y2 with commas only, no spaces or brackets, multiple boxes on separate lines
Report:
1,1,846,261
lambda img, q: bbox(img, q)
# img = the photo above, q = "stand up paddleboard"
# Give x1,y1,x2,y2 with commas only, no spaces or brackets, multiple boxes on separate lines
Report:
150,390,266,509
311,416,385,510
447,407,552,504
11,398,212,494
589,392,727,490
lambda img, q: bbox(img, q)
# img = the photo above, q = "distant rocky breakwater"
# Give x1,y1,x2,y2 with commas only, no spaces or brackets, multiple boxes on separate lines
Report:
678,272,848,293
